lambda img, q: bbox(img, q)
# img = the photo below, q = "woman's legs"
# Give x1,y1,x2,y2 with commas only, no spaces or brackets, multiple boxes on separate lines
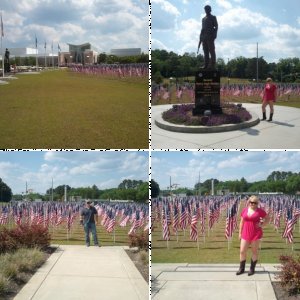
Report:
268,101,274,121
248,240,260,275
240,239,250,261
261,101,267,120
269,101,274,114
250,240,260,261
236,239,250,275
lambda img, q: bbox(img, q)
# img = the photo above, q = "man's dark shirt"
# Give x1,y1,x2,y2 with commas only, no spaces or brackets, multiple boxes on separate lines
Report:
81,206,97,224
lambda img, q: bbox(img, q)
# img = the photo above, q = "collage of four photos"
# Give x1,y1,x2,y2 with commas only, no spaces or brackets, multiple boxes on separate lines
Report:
1,0,300,299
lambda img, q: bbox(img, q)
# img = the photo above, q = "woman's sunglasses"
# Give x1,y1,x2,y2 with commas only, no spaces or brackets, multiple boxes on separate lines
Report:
250,201,258,205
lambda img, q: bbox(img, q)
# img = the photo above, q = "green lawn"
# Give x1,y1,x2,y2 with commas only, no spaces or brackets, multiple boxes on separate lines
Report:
152,214,300,264
0,221,141,247
0,70,148,148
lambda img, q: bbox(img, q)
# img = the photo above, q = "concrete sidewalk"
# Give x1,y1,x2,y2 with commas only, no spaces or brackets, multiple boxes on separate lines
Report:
151,103,300,149
152,263,279,300
14,245,148,300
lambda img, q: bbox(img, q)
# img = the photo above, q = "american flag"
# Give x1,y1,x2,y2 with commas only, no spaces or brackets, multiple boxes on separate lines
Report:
162,206,170,241
172,205,179,234
225,202,237,240
106,210,116,233
190,210,198,241
282,207,300,243
0,207,9,225
180,204,188,230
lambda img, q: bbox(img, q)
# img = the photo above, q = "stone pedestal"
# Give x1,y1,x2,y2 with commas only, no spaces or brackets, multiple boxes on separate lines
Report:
4,62,11,73
193,69,222,115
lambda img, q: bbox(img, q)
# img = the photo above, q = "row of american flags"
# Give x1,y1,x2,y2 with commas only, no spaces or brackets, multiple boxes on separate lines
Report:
0,201,149,236
152,82,300,102
70,63,148,79
152,195,300,245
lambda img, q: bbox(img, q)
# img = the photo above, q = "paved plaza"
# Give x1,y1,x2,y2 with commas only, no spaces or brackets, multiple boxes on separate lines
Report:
152,103,300,149
152,263,279,300
14,245,148,300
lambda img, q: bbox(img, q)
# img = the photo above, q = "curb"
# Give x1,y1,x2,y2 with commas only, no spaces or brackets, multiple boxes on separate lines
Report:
155,110,260,133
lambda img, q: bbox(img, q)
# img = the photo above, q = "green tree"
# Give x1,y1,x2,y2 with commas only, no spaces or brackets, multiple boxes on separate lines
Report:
151,179,160,198
0,178,12,202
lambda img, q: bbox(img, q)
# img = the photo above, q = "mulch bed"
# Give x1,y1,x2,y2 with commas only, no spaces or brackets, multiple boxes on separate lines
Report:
272,282,300,300
125,249,149,283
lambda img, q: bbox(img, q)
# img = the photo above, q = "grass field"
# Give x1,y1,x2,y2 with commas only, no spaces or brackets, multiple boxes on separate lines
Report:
152,212,300,264
0,70,148,148
0,221,142,247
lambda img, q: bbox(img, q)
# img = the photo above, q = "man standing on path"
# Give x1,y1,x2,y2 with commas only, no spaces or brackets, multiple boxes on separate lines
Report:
80,200,100,247
198,5,218,69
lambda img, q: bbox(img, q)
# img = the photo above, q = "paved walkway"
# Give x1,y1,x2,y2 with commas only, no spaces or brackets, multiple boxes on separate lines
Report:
151,103,300,149
152,263,279,300
14,245,148,300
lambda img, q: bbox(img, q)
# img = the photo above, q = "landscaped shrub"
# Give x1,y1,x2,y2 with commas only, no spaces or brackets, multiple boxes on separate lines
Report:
0,248,47,297
0,274,10,295
276,254,300,295
128,231,149,251
6,224,50,251
0,228,18,254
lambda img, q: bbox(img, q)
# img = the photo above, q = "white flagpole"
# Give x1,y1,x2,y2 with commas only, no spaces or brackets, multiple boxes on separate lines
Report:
1,11,4,78
1,34,3,78
35,35,38,72
44,41,47,68
51,41,54,69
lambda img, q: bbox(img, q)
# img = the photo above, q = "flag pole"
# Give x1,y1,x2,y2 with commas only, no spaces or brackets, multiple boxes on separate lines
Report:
44,41,46,69
51,41,54,69
35,35,38,72
1,11,4,78
1,34,3,78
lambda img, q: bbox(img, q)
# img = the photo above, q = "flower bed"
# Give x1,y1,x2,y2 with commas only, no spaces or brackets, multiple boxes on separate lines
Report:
162,103,252,126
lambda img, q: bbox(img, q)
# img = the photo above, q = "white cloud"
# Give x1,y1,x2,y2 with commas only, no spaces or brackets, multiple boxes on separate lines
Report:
152,38,170,50
152,0,180,16
216,0,232,10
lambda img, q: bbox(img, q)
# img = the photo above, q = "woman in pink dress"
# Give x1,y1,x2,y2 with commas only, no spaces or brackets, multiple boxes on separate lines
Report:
236,195,269,276
261,77,277,122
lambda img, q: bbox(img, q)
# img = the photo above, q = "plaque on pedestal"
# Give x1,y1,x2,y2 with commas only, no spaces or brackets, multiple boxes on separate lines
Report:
193,70,222,115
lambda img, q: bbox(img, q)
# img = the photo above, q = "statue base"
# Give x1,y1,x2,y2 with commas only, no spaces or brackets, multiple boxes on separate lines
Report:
192,105,223,115
4,62,11,73
193,69,222,116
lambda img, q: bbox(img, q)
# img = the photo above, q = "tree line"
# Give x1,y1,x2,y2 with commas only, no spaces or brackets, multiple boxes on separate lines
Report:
1,179,148,203
152,49,300,83
5,53,149,67
151,171,300,197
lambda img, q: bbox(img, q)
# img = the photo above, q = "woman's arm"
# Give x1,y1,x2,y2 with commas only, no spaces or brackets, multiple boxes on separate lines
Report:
239,218,244,239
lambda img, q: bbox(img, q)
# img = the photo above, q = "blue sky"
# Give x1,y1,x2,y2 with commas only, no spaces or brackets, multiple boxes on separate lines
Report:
152,0,300,62
0,0,148,54
151,151,300,190
0,151,149,194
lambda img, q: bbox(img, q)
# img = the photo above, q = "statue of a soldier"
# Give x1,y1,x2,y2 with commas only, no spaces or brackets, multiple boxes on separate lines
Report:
198,5,218,69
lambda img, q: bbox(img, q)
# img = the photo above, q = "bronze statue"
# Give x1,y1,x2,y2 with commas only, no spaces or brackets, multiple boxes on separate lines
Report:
4,48,10,62
198,5,218,69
